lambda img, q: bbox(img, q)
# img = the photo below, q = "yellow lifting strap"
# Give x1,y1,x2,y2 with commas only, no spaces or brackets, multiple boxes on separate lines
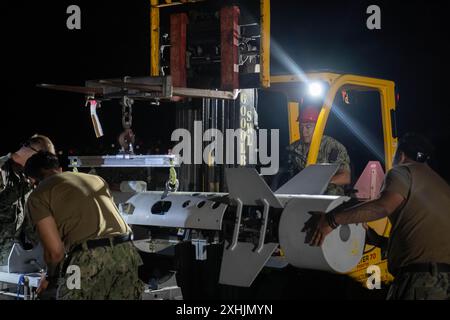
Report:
162,159,179,199
168,159,177,186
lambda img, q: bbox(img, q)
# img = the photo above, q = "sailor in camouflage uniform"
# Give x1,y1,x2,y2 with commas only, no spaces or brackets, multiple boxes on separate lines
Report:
0,135,55,265
25,152,144,300
286,106,351,195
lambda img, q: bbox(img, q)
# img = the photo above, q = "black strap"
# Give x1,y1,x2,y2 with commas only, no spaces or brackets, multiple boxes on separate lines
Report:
71,233,132,254
58,233,132,278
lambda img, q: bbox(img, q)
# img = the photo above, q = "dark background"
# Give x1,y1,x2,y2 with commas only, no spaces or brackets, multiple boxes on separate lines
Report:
1,0,449,180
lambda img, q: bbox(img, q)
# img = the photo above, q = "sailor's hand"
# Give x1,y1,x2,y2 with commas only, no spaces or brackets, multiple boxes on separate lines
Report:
36,273,49,295
302,212,321,242
302,212,333,246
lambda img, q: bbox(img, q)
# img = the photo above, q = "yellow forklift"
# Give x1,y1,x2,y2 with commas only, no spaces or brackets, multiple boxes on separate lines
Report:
267,72,397,286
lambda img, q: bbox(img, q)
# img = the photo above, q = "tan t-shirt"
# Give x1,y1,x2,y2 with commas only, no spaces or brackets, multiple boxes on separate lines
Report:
381,163,450,275
27,172,130,250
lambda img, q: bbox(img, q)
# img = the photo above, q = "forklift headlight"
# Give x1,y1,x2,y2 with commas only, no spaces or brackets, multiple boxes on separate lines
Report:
308,82,324,97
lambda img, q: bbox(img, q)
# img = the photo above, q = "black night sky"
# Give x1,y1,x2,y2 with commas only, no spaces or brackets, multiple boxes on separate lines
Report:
2,0,450,180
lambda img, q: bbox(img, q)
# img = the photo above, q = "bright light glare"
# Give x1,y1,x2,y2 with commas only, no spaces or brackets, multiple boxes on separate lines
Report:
308,82,324,97
271,40,308,82
331,105,384,162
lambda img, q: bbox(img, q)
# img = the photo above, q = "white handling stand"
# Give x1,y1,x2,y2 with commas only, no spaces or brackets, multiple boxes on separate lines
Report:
0,243,45,300
141,273,183,300
0,266,41,300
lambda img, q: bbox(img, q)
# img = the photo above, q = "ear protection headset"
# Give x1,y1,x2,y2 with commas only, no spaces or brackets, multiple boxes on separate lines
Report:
398,133,432,163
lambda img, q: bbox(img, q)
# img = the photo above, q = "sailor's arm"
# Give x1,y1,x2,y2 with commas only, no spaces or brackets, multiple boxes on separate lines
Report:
334,191,404,225
27,196,65,280
306,191,404,246
35,216,65,265
335,165,410,224
328,140,351,186
330,168,351,186
306,166,410,247
34,216,64,295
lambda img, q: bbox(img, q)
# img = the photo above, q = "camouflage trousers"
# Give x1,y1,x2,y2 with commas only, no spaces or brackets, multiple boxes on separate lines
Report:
0,241,13,266
55,241,144,300
387,267,450,300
